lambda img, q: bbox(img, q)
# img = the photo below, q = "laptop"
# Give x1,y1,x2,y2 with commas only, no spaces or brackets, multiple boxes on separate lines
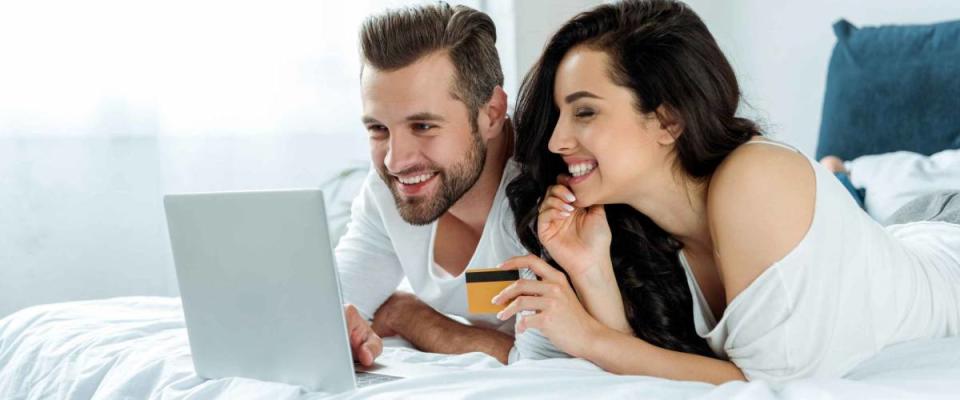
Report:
163,188,444,393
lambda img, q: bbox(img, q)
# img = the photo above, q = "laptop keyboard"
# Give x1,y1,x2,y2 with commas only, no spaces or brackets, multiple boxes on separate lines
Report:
356,371,403,387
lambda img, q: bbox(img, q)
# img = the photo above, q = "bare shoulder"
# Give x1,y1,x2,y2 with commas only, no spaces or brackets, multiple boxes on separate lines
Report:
706,141,816,304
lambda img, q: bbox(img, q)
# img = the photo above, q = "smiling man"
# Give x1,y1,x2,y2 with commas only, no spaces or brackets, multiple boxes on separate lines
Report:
336,3,527,366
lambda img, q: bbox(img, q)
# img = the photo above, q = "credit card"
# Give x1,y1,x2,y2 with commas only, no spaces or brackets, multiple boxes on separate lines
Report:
465,267,519,314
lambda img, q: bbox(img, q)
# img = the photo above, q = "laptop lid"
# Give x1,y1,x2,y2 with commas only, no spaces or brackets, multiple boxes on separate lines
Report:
163,189,356,393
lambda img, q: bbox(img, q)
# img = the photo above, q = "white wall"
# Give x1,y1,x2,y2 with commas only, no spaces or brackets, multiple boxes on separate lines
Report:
6,0,957,319
0,135,369,318
487,0,606,105
683,0,960,155
505,0,960,155
513,0,607,91
0,0,576,319
0,0,404,318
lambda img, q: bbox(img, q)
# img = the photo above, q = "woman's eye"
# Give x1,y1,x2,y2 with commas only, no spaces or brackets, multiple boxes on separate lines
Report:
574,108,595,119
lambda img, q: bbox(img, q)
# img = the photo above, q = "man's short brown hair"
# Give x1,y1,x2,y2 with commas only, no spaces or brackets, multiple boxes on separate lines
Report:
360,2,504,128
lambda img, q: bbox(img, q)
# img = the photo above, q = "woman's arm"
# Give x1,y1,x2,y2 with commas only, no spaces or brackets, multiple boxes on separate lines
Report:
566,257,633,335
585,324,745,384
495,255,745,384
536,182,632,334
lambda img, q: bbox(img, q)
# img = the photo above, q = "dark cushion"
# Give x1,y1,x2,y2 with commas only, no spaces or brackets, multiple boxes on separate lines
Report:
816,19,960,161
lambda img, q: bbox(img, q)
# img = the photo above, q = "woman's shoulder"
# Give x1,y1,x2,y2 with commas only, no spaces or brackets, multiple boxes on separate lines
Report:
705,140,816,302
711,139,812,184
708,139,815,201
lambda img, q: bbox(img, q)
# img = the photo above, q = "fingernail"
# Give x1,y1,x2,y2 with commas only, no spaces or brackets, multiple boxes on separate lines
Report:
490,295,499,304
560,211,571,217
496,311,504,320
565,194,576,202
562,204,574,212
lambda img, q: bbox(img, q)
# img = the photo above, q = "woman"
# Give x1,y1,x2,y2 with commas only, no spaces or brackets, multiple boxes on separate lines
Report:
495,0,960,384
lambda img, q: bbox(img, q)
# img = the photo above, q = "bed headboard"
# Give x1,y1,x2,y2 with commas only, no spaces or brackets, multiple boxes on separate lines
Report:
816,19,960,161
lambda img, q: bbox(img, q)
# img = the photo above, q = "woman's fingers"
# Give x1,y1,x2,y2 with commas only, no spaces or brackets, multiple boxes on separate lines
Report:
538,207,572,234
547,183,576,203
491,279,553,305
498,255,565,283
538,195,574,213
497,295,551,321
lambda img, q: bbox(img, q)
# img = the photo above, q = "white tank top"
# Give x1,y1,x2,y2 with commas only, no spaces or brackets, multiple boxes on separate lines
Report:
679,140,960,382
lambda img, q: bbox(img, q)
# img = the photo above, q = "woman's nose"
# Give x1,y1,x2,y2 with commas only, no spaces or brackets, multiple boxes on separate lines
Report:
548,119,576,154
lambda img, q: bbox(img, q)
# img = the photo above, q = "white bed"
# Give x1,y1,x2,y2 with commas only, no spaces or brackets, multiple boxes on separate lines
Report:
3,143,957,400
2,296,959,399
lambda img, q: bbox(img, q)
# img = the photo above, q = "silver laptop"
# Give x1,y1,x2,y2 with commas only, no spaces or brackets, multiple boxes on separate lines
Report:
163,189,440,393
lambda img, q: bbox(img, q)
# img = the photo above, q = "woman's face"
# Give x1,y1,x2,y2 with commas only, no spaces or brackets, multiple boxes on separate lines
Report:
549,46,677,207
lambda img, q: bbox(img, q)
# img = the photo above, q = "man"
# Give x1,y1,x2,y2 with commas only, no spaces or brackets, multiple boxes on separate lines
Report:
820,151,960,223
336,3,526,366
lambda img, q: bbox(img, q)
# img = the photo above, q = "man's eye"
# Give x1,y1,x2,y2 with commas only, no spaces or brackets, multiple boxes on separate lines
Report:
412,123,435,132
367,125,388,137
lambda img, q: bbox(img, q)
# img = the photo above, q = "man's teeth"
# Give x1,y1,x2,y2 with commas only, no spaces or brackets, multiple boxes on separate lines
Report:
568,162,596,177
397,173,436,185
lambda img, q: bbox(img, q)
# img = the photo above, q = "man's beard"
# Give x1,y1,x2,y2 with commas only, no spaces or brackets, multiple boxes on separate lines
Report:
378,130,486,226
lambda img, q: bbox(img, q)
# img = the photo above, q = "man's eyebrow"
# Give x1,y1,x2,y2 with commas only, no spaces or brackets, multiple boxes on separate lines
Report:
406,112,446,122
564,91,603,104
362,113,446,125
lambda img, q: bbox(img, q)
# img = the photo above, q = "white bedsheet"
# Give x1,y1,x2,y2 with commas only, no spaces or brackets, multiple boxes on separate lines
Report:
2,297,959,399
847,148,960,222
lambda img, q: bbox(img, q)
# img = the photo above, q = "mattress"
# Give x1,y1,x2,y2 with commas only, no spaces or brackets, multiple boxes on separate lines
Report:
2,297,959,399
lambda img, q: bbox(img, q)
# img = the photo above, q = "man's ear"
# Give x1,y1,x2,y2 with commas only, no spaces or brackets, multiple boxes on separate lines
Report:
654,105,684,146
479,86,508,140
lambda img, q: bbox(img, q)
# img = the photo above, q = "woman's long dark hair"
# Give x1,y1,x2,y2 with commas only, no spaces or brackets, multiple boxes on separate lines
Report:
507,0,761,357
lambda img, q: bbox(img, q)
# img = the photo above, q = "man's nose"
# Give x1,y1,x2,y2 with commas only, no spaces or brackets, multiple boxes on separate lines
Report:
384,131,417,174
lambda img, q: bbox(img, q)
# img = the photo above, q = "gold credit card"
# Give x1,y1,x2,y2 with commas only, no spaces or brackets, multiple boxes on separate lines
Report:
465,267,519,314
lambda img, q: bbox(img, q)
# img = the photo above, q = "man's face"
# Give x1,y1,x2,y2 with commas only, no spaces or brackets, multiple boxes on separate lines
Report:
361,52,486,225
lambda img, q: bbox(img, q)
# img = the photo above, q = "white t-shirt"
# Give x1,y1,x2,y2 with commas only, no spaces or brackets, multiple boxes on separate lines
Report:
334,160,527,334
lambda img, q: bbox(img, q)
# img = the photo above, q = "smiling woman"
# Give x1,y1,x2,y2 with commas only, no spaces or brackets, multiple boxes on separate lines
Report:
505,0,960,385
508,0,760,362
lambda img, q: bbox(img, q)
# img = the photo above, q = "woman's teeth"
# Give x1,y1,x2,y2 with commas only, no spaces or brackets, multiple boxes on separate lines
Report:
568,162,596,177
397,172,436,185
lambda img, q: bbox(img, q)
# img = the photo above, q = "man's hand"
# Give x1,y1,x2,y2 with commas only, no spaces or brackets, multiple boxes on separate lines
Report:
820,155,848,173
344,304,383,367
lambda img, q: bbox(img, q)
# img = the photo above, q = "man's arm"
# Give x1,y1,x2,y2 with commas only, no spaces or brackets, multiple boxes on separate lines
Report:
372,292,514,364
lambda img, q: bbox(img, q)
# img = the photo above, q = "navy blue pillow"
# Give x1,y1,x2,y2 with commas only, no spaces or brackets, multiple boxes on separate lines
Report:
816,19,960,161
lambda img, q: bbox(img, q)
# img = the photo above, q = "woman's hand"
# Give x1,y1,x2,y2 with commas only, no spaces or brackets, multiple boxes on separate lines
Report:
493,255,745,384
492,254,607,358
537,175,612,279
536,175,633,335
